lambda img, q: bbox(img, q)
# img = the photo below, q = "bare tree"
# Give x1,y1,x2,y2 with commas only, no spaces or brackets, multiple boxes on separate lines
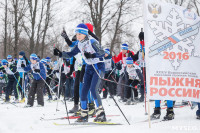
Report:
3,0,8,58
11,0,27,57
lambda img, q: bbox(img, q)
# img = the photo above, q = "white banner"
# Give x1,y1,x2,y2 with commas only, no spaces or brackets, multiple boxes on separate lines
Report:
144,0,200,102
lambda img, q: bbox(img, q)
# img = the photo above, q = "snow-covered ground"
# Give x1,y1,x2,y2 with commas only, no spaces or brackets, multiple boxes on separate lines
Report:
0,96,199,133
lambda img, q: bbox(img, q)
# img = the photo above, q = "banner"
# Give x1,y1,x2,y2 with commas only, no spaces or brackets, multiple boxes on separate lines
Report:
144,0,200,102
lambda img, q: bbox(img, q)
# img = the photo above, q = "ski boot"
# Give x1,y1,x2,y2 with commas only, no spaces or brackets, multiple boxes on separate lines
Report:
19,98,25,103
76,109,88,122
69,104,79,113
47,96,52,101
150,107,161,120
125,98,132,105
74,109,81,116
93,106,106,122
196,109,200,119
3,99,10,104
138,96,144,102
24,104,33,108
13,99,19,104
88,103,96,117
163,108,175,120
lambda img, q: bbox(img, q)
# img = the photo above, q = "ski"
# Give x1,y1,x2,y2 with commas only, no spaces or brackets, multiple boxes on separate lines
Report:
40,115,120,121
53,121,122,126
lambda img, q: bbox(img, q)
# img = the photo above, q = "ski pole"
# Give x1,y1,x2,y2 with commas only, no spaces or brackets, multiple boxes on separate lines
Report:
141,34,148,115
56,32,65,112
91,64,131,125
63,85,70,125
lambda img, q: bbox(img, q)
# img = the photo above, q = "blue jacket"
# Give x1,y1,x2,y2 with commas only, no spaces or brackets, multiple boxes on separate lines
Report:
62,36,105,65
24,62,46,80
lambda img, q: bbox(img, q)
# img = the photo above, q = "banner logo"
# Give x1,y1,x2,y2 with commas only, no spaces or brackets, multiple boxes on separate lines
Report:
148,3,161,18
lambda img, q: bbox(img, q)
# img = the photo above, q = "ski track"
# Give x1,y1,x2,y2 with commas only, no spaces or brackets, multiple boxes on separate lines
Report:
0,96,199,133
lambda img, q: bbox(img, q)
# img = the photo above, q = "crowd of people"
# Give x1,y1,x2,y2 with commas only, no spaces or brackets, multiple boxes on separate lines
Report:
0,23,199,122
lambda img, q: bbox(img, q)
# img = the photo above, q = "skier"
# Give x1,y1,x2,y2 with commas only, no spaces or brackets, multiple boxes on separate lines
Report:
128,31,145,102
21,54,46,107
123,57,144,105
112,43,135,102
196,103,200,119
54,23,106,122
0,59,18,102
100,48,115,99
64,58,74,100
45,57,53,100
61,23,97,115
0,71,7,97
17,51,29,103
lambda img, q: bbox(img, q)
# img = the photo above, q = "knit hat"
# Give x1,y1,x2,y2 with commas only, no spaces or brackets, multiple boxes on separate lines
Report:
126,57,133,64
85,23,94,33
121,43,128,50
104,48,110,55
19,51,25,56
75,23,88,35
46,57,51,62
7,55,12,60
1,59,8,65
30,53,38,60
40,59,47,64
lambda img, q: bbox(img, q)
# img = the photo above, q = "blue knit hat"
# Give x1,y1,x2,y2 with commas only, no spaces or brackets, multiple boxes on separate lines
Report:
126,57,133,64
40,58,47,64
30,53,38,60
7,55,12,60
1,59,8,65
19,51,25,56
46,57,51,62
75,23,88,35
121,43,128,50
104,48,110,55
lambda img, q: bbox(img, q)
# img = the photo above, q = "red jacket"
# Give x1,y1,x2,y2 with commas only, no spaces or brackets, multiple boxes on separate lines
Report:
112,50,135,64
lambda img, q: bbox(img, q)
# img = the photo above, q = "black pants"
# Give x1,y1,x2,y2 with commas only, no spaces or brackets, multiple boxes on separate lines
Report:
28,79,45,106
6,79,18,101
126,79,140,99
74,70,80,105
80,65,86,83
58,74,66,98
18,77,25,99
45,77,52,98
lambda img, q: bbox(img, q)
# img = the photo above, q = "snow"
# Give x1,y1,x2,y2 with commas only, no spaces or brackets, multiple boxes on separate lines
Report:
0,96,199,133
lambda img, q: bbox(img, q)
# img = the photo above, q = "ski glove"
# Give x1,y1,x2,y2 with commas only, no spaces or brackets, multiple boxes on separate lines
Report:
116,62,122,70
34,69,40,73
23,55,29,65
139,31,144,41
54,48,62,57
84,52,96,59
128,52,133,57
53,70,59,74
21,64,25,68
61,30,69,40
